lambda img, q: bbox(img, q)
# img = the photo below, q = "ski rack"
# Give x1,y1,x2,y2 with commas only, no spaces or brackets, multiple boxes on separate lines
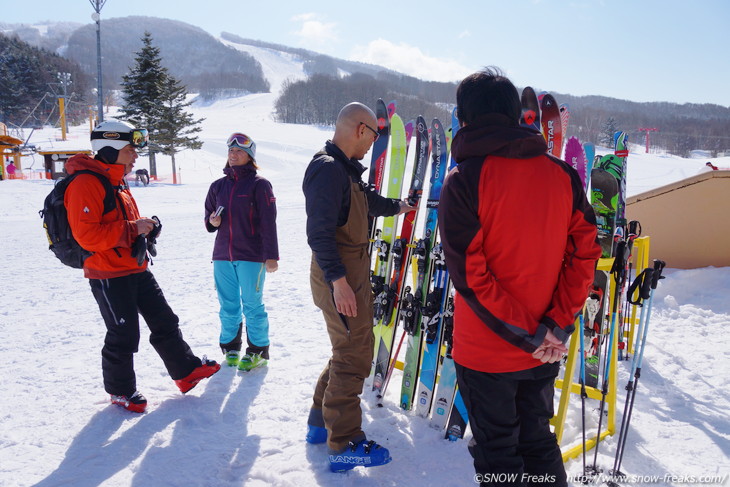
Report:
552,236,650,462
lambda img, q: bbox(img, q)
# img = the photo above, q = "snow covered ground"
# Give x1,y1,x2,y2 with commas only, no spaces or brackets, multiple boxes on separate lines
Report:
1,45,728,487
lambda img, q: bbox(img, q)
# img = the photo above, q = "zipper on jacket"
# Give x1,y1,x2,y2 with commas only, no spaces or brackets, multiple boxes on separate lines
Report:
249,202,255,236
227,178,236,261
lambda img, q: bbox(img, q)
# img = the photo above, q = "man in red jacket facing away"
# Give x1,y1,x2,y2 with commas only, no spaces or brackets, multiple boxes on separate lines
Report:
439,68,601,486
65,120,220,413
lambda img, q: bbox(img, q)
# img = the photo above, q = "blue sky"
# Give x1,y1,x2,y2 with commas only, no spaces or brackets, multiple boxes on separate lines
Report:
4,0,729,106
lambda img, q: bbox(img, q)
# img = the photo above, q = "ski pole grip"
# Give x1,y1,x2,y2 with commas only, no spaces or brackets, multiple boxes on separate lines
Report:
651,260,666,289
610,239,627,278
628,220,642,238
628,268,653,304
639,268,654,300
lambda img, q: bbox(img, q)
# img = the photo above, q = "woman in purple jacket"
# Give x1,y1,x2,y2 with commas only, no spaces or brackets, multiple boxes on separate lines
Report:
205,132,279,371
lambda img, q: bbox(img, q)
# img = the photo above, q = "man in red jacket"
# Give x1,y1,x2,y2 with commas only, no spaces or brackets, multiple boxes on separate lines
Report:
439,69,601,486
65,120,219,413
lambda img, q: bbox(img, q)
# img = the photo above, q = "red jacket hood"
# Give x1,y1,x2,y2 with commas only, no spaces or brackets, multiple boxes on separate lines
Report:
65,153,127,185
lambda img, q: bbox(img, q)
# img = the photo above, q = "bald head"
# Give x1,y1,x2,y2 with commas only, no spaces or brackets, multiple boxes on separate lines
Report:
332,102,378,160
336,102,376,130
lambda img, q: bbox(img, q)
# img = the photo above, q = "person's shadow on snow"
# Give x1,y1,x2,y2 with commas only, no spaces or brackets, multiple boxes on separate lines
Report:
131,367,266,486
32,368,265,487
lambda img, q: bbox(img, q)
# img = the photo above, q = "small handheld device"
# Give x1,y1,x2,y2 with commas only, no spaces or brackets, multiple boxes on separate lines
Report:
213,206,225,217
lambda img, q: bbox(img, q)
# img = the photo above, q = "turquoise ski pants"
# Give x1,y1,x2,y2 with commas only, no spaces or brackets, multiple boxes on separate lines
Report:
213,260,270,349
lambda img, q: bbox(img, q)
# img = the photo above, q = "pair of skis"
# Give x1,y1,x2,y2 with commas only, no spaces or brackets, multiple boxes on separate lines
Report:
418,112,469,439
377,117,448,408
371,115,429,398
520,87,565,158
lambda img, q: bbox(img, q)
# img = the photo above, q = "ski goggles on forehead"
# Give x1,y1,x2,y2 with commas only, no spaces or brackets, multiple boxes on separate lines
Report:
130,129,148,148
227,133,254,149
91,128,148,148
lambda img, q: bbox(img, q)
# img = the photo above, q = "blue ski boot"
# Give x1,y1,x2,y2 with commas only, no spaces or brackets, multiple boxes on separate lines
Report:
328,439,392,472
306,424,327,444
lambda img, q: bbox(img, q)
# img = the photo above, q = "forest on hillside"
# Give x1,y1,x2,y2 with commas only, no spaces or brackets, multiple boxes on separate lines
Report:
0,33,92,127
274,73,452,127
274,73,730,157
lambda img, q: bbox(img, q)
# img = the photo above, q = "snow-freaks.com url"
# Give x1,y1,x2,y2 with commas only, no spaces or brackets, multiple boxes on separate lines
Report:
566,473,728,485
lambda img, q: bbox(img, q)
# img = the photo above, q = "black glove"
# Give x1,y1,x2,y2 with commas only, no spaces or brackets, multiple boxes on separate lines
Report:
131,235,148,266
147,216,162,257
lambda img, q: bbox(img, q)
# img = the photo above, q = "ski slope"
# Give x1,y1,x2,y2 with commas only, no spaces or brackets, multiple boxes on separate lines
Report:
1,44,728,487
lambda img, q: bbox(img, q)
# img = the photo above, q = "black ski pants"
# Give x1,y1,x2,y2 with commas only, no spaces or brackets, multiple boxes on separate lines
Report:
89,270,200,396
455,362,567,487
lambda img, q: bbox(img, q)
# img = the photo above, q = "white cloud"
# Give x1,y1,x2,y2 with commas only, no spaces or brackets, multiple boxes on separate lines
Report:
349,39,472,83
458,30,471,39
291,13,337,46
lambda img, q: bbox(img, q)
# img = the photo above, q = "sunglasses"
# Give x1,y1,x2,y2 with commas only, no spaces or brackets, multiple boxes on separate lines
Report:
360,122,379,142
227,133,254,149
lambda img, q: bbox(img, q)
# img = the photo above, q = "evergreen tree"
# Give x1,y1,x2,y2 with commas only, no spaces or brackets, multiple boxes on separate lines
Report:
156,75,204,184
600,117,618,148
119,32,167,177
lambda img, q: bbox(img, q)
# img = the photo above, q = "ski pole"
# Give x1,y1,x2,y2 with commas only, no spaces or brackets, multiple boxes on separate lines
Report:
588,239,627,477
579,313,588,478
611,260,665,477
619,261,633,361
610,266,654,480
619,221,641,361
377,328,407,406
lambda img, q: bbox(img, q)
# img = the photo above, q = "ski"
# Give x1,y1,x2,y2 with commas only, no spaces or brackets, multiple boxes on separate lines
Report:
565,136,587,188
430,288,456,430
450,107,459,169
584,281,606,389
416,119,448,418
520,86,541,131
445,385,469,441
399,238,430,409
405,120,415,153
583,142,596,190
372,116,429,400
590,167,619,258
415,242,449,418
371,113,408,393
397,117,438,410
367,99,390,257
387,100,397,119
540,93,563,158
612,131,629,230
409,119,447,417
560,103,570,137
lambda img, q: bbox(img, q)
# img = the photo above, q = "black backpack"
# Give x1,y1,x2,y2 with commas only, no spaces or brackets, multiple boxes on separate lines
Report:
40,170,118,269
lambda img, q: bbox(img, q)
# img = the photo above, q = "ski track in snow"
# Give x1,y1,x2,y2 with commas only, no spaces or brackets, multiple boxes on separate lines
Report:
2,46,729,487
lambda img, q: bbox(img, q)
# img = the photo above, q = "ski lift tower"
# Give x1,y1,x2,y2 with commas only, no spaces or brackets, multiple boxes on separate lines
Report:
90,0,107,124
638,127,659,153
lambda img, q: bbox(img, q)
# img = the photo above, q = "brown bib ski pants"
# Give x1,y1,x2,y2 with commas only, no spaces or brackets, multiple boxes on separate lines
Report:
309,181,374,451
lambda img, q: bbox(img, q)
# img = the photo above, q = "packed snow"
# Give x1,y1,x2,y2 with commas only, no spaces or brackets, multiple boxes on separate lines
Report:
1,45,728,487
